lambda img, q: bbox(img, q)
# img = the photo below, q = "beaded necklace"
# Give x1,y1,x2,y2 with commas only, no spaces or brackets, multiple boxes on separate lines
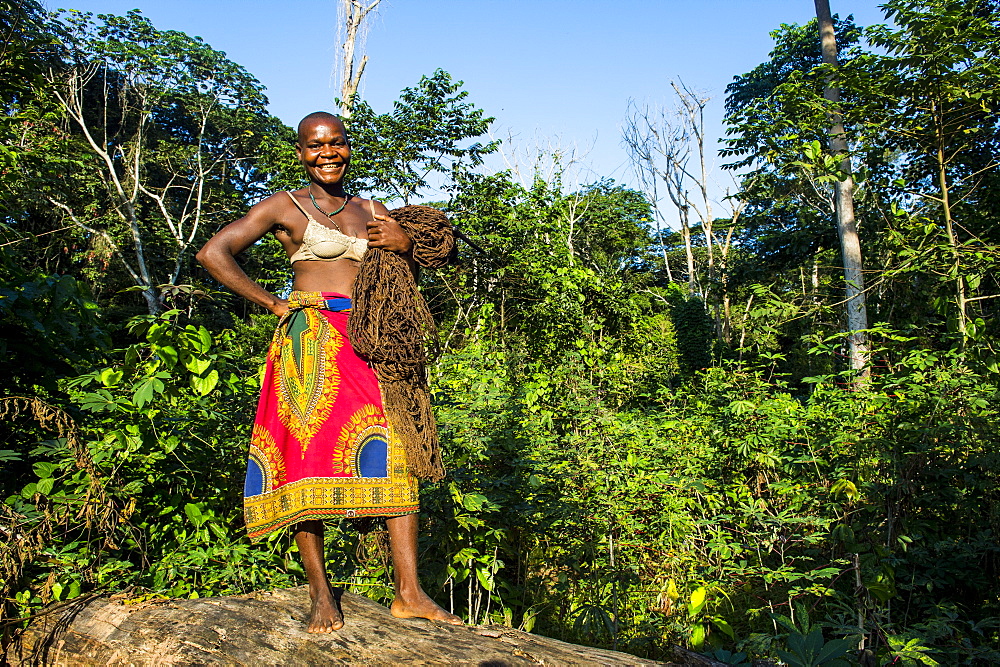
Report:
308,185,350,219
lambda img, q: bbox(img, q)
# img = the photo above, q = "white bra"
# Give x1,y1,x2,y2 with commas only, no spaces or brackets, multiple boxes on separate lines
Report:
285,191,368,263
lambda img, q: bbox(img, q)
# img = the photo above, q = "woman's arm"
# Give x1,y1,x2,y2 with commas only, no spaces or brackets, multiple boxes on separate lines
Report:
196,195,290,317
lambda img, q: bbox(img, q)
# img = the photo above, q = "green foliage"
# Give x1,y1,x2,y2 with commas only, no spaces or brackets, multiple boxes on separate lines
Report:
0,0,55,108
776,628,854,667
1,306,299,621
4,3,1000,666
419,328,1000,661
2,9,296,316
0,251,107,394
668,291,714,373
344,69,497,203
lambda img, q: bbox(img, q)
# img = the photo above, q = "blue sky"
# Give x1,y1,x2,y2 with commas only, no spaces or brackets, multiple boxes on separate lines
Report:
44,0,889,216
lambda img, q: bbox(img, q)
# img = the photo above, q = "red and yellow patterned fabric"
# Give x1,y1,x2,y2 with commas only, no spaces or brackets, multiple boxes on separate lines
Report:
243,291,419,541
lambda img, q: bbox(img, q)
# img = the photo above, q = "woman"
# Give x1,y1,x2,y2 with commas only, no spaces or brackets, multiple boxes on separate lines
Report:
196,111,461,632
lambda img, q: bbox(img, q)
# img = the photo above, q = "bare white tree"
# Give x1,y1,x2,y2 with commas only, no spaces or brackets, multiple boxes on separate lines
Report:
41,14,269,315
337,0,381,118
623,83,747,340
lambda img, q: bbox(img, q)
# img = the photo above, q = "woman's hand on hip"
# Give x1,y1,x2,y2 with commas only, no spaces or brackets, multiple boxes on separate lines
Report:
270,298,290,318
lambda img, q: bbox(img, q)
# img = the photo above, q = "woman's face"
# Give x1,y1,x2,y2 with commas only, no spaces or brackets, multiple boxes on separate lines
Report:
296,118,351,186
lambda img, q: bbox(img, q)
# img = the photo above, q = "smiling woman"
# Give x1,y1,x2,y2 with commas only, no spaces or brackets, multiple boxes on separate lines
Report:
195,111,462,634
196,112,409,303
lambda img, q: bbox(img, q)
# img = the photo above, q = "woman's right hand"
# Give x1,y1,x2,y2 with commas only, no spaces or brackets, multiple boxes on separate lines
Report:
270,299,290,318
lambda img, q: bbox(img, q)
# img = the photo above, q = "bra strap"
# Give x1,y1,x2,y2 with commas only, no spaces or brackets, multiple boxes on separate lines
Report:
285,191,315,220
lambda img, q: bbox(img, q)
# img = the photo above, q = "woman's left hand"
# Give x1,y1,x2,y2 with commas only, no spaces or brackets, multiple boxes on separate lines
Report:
366,214,413,254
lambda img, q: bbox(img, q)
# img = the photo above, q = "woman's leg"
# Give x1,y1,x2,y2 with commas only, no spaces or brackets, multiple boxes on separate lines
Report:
293,519,344,632
385,512,463,624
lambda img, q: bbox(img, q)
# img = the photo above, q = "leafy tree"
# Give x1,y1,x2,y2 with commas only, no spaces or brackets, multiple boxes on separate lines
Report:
0,0,57,201
724,3,1000,356
723,16,870,275
11,10,291,314
720,16,881,379
344,69,497,203
0,248,107,397
866,0,1000,343
0,0,53,108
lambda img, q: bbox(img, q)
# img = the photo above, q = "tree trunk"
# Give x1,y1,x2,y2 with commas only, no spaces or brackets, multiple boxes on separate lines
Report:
680,205,697,292
934,102,968,344
655,207,675,282
814,0,870,380
338,0,381,118
141,286,162,315
4,586,713,666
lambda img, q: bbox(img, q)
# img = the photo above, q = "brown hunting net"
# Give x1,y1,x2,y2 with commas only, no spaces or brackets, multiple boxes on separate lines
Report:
348,205,456,481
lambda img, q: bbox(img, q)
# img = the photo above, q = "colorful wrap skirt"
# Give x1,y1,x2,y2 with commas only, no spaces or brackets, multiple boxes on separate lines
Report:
243,291,419,541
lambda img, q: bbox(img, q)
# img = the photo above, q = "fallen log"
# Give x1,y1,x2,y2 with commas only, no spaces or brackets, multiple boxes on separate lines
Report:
7,586,722,666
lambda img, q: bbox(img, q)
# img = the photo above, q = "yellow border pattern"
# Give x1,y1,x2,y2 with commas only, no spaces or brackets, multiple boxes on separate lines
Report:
244,421,417,541
332,404,385,475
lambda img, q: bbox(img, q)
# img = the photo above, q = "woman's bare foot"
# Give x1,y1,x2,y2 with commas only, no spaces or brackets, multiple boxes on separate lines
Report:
307,585,344,633
390,591,463,625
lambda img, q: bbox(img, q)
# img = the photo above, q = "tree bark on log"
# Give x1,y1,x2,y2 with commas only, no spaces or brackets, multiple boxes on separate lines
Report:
5,586,722,666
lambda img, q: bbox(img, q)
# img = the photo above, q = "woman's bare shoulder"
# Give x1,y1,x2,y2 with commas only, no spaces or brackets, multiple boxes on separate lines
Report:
244,190,308,227
349,195,390,216
253,190,298,213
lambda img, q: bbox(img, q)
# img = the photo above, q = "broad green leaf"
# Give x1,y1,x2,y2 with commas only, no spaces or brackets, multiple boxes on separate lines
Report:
191,369,219,396
711,617,736,639
690,624,706,649
817,637,853,663
475,567,494,592
461,493,488,511
147,322,168,344
666,578,680,601
830,479,860,502
688,586,707,617
33,462,57,478
866,580,896,601
99,368,124,386
157,345,179,367
185,357,211,375
184,502,205,527
132,378,156,408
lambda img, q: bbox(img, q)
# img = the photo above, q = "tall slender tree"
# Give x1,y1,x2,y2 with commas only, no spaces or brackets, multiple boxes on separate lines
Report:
867,0,1000,346
815,0,869,378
